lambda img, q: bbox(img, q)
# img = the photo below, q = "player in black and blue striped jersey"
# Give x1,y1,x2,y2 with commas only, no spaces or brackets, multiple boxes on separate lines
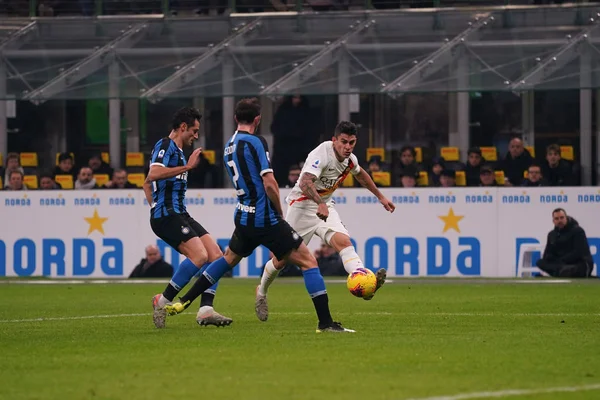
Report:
164,99,354,333
143,107,232,329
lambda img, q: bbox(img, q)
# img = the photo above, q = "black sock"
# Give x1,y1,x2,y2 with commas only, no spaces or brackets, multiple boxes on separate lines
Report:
162,283,179,302
200,292,215,308
180,275,213,305
312,293,333,327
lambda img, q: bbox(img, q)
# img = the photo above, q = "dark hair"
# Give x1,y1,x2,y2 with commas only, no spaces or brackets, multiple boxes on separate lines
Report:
546,144,560,155
39,170,54,180
289,164,301,171
9,169,23,179
334,121,357,137
552,208,567,216
235,98,261,124
58,152,73,163
468,146,482,156
480,164,494,174
400,146,416,157
171,107,202,131
528,162,542,170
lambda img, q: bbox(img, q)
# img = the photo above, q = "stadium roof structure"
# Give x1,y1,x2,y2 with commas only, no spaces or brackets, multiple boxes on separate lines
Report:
1,4,600,100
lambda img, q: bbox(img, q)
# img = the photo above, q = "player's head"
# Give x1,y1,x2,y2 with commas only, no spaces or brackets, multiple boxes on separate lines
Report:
172,107,202,147
234,98,261,132
332,121,358,159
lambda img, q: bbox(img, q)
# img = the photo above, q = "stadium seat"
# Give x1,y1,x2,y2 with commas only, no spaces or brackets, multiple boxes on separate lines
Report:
418,171,429,186
203,150,216,165
56,152,75,166
517,243,546,277
126,153,144,167
366,147,385,162
371,171,390,186
494,170,505,185
0,176,3,188
480,146,497,162
55,174,74,189
342,173,354,187
94,174,110,187
524,171,528,179
0,153,3,166
415,147,423,163
128,173,145,187
560,145,574,161
525,146,535,157
20,152,38,167
441,147,459,162
24,175,38,189
455,171,466,186
101,152,110,164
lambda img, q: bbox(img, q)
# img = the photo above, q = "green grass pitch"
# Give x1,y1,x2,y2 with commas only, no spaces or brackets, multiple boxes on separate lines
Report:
0,278,598,400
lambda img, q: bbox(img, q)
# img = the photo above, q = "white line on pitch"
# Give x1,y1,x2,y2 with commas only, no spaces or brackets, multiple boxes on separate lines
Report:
404,383,600,400
0,313,148,323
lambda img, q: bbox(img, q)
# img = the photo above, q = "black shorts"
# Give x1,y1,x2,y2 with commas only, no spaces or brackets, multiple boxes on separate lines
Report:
150,212,209,250
229,220,303,260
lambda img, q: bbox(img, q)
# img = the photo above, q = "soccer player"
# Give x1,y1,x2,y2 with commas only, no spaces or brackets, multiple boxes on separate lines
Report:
164,98,354,333
143,107,232,329
255,121,395,322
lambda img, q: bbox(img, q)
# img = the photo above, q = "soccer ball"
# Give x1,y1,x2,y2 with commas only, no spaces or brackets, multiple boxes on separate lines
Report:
347,268,377,298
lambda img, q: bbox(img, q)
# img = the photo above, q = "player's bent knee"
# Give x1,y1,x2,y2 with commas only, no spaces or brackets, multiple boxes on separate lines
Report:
328,232,352,252
179,238,209,267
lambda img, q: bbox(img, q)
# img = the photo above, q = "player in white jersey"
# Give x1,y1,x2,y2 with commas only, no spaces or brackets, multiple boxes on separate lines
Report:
254,121,395,321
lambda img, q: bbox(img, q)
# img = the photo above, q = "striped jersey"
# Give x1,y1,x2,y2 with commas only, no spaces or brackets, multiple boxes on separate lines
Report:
286,141,361,207
223,130,280,228
149,137,188,219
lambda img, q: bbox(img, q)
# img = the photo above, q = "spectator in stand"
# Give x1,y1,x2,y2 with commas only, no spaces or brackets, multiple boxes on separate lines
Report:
5,170,27,191
542,144,574,186
88,153,114,178
440,169,456,187
394,146,421,186
500,137,533,186
465,147,485,187
428,157,445,187
39,171,62,190
522,163,546,187
75,167,98,190
478,164,498,187
3,153,24,187
54,152,77,179
129,244,174,278
400,165,419,188
285,164,301,188
102,169,138,189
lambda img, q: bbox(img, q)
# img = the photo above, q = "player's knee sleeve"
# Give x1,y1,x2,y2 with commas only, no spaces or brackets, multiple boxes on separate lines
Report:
339,246,364,274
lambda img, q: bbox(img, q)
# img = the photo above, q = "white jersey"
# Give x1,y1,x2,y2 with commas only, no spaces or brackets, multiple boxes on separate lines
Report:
286,141,361,207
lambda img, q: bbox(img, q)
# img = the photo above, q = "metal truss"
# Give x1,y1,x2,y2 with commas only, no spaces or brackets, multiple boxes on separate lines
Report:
260,19,375,97
510,20,600,91
140,18,263,103
0,21,38,52
381,14,495,99
23,23,155,103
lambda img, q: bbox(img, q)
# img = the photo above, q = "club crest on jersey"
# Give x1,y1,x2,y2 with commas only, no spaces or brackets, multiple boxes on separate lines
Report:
181,226,190,235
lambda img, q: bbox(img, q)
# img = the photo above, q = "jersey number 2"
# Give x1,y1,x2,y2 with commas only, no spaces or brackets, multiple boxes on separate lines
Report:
227,160,246,196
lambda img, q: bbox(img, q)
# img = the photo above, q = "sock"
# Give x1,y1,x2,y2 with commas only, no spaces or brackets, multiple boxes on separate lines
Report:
339,246,364,274
257,259,280,296
195,263,220,307
180,257,232,305
163,258,200,301
302,268,332,326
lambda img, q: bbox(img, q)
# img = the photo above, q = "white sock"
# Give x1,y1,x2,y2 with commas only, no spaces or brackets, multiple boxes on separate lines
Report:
158,294,170,308
197,305,214,317
339,246,364,274
258,259,280,296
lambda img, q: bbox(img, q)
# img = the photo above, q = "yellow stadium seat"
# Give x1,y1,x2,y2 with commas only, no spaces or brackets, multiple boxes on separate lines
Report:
342,173,354,187
495,170,505,185
441,147,459,162
524,170,528,179
0,176,3,188
20,152,38,167
560,145,574,161
0,153,3,166
128,173,145,187
366,147,385,162
415,147,423,163
455,171,466,186
203,150,216,165
371,171,390,186
101,152,110,164
126,153,144,167
94,174,110,187
55,175,74,189
55,152,75,166
23,175,38,189
480,146,497,162
418,171,429,186
525,146,535,157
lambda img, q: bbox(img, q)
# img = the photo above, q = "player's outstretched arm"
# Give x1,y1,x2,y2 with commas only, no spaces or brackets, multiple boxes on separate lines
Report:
147,148,203,182
262,172,284,217
355,167,395,213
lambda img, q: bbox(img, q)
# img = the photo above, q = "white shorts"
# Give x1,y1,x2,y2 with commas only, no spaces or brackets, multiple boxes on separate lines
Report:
285,203,349,246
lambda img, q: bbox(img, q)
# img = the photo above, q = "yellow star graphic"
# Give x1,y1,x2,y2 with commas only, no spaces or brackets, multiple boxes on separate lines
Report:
438,207,464,233
84,209,108,235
